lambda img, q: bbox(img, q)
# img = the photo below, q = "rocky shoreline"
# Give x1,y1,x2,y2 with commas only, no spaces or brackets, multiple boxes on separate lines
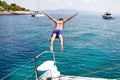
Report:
0,11,35,15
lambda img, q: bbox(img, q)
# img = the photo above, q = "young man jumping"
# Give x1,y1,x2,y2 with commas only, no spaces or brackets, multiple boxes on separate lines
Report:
43,11,78,52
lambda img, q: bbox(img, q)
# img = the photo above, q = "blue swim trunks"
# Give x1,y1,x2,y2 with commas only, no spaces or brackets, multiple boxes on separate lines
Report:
52,30,62,38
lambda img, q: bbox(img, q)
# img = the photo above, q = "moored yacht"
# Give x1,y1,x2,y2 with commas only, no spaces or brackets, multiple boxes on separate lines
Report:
31,11,45,17
102,11,114,20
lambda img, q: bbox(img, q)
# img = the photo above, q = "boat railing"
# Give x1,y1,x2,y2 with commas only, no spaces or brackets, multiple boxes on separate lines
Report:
33,51,56,80
34,51,55,61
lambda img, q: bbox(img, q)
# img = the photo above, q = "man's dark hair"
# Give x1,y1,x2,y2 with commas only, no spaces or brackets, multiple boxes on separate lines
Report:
59,18,63,21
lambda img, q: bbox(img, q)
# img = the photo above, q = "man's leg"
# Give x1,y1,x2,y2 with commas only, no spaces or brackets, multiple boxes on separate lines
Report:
50,34,56,52
58,35,63,51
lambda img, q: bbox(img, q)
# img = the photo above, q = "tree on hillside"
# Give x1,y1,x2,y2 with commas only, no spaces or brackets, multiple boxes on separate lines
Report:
0,1,29,11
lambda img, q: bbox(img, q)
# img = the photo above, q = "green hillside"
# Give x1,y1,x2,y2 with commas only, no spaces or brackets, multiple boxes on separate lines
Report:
0,1,29,11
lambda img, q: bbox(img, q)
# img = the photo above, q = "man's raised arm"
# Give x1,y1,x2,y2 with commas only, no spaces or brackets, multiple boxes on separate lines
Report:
63,12,78,23
42,11,57,22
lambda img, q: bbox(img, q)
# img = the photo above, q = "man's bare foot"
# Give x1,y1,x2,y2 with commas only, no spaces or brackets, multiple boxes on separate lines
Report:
50,45,53,52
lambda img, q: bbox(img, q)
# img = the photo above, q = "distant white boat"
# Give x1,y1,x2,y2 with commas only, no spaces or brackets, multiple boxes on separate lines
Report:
31,12,45,17
102,11,114,20
31,0,45,17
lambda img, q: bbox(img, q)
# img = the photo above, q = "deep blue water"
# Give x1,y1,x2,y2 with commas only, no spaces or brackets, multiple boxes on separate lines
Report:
0,14,120,80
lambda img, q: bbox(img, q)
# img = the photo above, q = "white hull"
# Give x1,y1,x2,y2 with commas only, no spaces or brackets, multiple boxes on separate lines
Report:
31,13,45,17
52,75,112,80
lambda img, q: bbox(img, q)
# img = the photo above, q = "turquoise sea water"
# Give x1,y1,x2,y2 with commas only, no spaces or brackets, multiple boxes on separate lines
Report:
0,14,120,80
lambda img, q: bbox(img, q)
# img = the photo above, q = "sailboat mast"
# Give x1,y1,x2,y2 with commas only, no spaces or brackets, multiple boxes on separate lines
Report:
37,0,39,12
